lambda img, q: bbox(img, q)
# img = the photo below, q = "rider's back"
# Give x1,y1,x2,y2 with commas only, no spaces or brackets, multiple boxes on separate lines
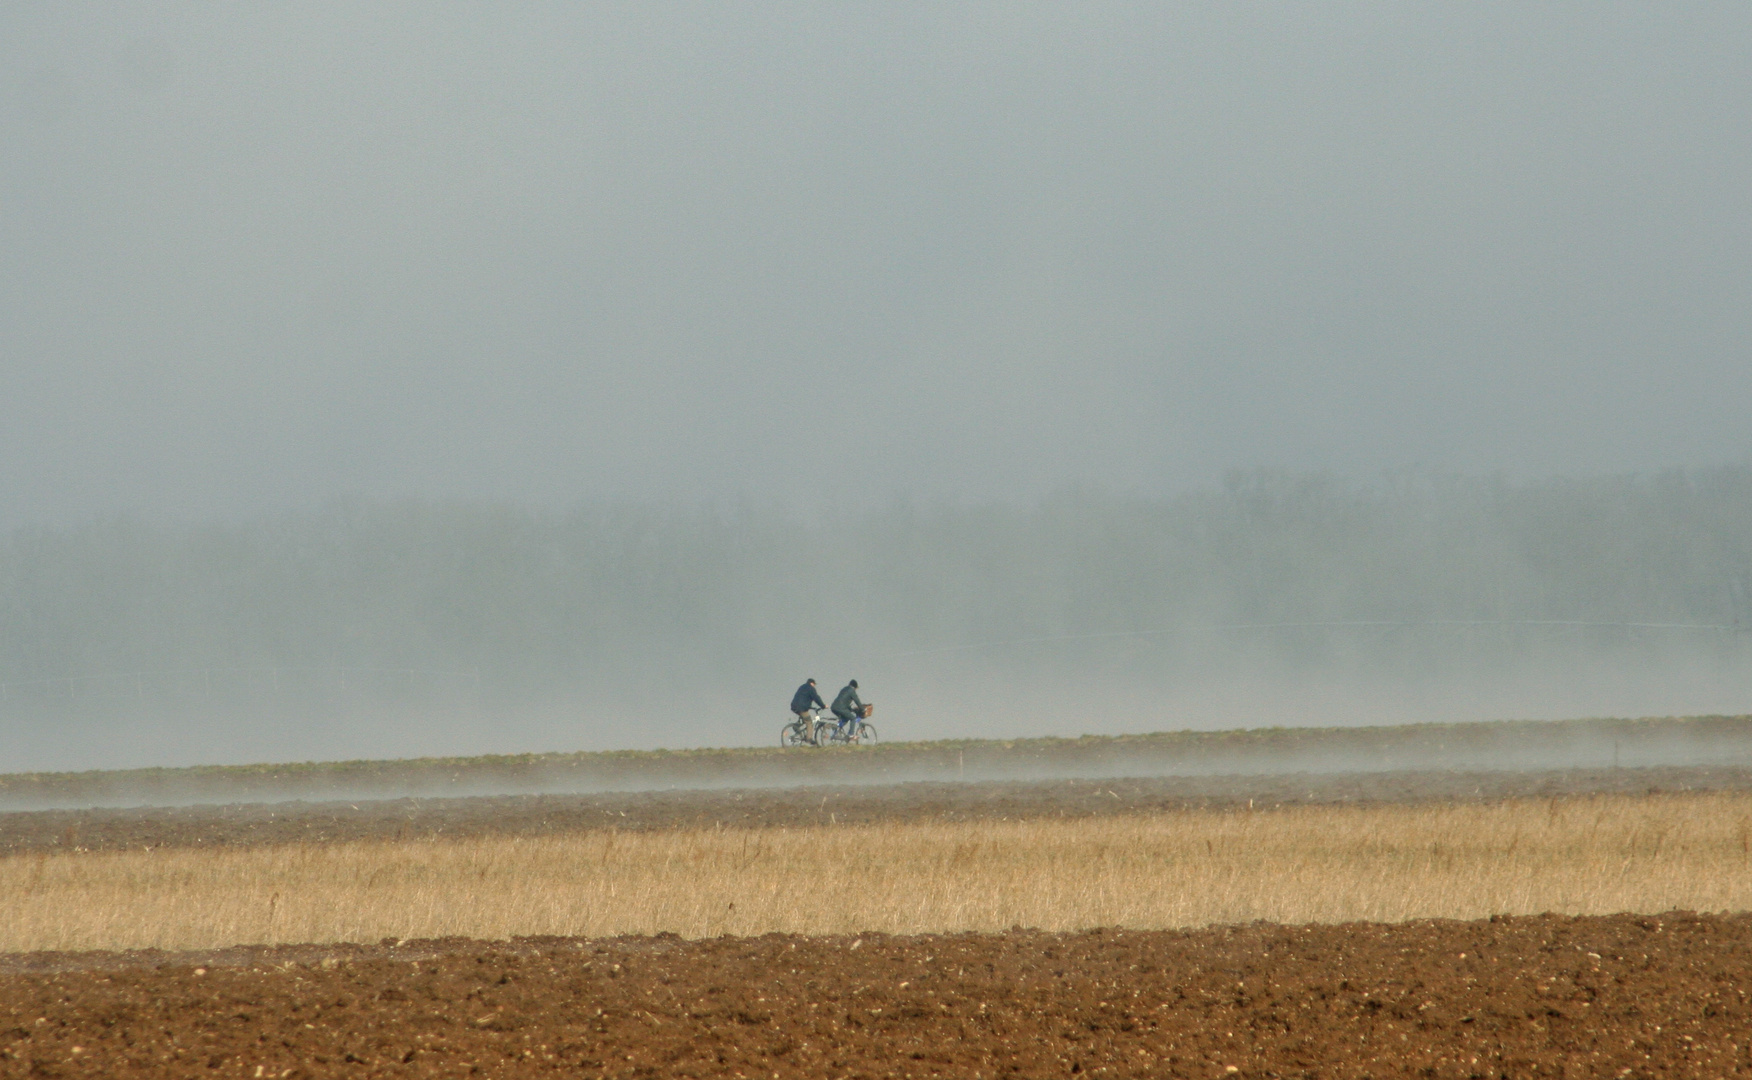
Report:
791,680,824,714
832,681,863,716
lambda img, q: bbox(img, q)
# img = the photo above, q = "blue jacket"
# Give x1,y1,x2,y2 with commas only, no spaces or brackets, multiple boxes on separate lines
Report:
791,681,825,713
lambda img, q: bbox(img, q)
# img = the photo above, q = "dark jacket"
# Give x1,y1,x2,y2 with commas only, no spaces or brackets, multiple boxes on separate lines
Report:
832,683,864,717
791,682,825,713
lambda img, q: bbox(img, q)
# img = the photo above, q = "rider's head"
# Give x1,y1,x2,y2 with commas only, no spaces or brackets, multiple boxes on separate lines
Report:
807,678,816,685
849,679,858,689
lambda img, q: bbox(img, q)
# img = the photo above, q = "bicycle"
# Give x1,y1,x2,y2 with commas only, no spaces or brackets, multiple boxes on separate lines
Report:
782,708,824,747
819,704,877,745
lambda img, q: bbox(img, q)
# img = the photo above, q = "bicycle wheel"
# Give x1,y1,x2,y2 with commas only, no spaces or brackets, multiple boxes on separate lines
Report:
856,722,877,744
782,721,809,748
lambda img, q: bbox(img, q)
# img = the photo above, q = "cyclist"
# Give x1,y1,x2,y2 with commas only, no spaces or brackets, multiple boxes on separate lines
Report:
791,678,825,721
830,679,865,737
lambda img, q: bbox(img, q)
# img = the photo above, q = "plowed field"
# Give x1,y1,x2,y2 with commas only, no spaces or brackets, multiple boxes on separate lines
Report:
3,912,1749,1078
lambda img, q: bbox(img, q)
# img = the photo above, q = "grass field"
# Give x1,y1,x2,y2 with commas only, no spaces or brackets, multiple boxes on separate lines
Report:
3,790,1749,953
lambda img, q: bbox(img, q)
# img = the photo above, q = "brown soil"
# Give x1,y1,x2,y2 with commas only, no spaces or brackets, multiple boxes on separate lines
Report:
0,912,1745,1078
4,765,1749,856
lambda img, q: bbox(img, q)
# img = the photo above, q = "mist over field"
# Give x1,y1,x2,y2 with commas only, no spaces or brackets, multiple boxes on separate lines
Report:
2,471,1750,771
3,5,1751,770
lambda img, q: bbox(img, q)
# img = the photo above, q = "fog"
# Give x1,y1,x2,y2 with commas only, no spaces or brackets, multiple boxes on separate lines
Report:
2,6,1750,771
3,472,1751,771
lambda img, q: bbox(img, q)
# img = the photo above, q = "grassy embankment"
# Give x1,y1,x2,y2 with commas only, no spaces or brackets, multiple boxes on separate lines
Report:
4,790,1749,952
4,714,1749,809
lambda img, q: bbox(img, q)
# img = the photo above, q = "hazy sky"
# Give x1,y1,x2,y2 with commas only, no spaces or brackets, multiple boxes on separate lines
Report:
3,3,1749,525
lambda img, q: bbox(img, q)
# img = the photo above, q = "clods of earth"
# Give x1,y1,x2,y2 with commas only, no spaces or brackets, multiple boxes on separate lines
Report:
3,911,1748,1078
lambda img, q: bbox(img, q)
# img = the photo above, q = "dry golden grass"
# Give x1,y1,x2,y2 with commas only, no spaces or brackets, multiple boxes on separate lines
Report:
4,792,1751,953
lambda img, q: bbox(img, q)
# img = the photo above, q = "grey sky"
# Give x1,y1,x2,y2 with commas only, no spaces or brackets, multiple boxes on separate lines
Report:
3,3,1749,524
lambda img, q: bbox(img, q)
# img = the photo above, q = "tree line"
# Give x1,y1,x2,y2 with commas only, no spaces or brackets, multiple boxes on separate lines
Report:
2,468,1749,698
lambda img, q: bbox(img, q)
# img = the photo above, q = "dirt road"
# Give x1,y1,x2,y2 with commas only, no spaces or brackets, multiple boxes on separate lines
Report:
1,911,1746,1078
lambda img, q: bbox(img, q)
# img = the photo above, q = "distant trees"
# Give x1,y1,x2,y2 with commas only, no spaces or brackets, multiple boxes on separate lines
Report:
1,469,1749,698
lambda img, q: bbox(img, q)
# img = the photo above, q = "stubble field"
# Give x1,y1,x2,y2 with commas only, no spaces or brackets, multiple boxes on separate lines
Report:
3,790,1751,953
